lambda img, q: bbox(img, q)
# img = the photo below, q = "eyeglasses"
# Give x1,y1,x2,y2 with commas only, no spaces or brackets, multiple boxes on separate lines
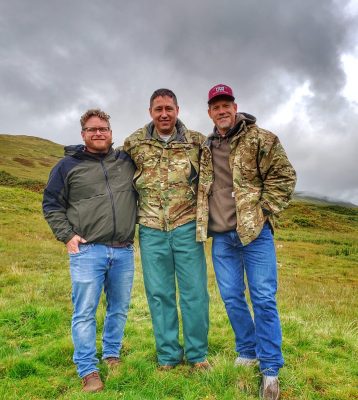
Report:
82,127,111,133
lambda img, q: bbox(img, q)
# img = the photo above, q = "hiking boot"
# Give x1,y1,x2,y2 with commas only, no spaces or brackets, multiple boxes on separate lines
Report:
104,357,120,368
260,376,280,400
192,359,212,371
82,371,104,393
234,356,259,367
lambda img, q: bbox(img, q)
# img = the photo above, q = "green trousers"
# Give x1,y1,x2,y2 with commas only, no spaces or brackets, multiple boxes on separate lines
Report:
139,221,209,365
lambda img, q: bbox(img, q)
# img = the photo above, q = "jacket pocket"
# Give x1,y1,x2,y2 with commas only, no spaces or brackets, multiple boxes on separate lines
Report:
236,199,266,244
77,195,113,242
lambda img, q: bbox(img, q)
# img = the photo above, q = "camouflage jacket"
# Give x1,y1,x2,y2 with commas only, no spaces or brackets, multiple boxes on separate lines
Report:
123,119,205,231
196,113,296,245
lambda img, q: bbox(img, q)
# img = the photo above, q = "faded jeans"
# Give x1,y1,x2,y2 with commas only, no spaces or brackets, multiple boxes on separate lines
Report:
70,243,134,378
211,223,284,376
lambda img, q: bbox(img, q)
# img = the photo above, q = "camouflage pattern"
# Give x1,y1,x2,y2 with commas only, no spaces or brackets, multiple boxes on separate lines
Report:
123,119,205,231
196,117,296,245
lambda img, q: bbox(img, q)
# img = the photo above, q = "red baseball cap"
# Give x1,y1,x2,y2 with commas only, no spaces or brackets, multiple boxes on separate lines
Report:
208,84,235,103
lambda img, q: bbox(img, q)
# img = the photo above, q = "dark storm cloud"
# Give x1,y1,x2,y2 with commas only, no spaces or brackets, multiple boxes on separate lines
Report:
0,0,357,203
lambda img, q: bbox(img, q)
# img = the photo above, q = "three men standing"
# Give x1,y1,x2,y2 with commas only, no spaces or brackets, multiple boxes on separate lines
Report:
197,84,296,399
124,89,210,370
43,85,295,399
43,109,137,392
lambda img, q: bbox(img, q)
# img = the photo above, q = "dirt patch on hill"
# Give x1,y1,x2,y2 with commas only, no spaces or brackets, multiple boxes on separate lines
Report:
13,157,35,167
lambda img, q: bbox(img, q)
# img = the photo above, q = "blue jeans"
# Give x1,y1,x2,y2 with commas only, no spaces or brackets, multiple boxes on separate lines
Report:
69,243,134,378
211,223,284,376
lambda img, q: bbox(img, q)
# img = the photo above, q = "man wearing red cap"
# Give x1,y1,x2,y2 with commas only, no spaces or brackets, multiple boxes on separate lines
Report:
197,84,296,399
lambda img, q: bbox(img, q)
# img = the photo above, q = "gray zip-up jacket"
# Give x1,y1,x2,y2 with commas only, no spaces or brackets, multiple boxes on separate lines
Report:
43,145,137,244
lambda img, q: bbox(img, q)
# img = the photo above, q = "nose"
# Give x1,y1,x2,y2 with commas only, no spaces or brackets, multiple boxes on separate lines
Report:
93,130,105,138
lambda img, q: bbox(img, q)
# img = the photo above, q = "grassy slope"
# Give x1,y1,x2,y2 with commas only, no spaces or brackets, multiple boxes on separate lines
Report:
0,135,357,399
0,134,63,182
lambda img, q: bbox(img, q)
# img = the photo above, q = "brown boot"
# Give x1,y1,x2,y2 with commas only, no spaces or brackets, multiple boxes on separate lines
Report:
82,371,104,392
192,359,212,371
104,357,120,368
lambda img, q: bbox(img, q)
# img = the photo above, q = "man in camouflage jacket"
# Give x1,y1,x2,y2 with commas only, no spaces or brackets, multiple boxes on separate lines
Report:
197,84,296,399
123,89,210,370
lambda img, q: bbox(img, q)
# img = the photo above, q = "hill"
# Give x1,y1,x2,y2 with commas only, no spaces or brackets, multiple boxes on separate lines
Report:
0,134,63,188
294,191,357,208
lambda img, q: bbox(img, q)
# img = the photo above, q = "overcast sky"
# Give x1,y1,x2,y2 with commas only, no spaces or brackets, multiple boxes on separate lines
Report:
1,0,358,204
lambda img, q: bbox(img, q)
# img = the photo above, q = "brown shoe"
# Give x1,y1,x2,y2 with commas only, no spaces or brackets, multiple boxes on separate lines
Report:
192,359,212,370
104,357,120,368
82,371,104,392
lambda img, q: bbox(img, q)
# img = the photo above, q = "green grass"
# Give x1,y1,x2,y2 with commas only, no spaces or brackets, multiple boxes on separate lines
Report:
0,134,63,184
0,138,357,399
1,186,357,399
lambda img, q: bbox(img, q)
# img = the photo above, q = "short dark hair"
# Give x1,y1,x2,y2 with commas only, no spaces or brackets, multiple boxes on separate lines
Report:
149,88,178,108
80,109,111,129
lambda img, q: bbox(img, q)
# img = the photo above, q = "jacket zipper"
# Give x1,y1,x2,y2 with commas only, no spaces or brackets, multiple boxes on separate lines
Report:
100,159,116,244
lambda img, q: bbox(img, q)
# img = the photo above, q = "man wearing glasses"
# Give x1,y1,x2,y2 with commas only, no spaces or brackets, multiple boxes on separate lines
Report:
43,109,137,392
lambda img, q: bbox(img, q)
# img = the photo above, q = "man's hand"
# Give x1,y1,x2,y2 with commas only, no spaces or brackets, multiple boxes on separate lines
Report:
66,235,87,254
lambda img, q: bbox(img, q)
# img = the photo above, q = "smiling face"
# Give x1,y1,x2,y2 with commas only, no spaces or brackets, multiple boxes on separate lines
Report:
81,116,112,153
149,95,179,135
208,98,238,136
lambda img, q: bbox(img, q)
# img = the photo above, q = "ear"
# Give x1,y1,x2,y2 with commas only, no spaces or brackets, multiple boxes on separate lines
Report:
233,102,238,112
208,107,212,119
81,131,85,141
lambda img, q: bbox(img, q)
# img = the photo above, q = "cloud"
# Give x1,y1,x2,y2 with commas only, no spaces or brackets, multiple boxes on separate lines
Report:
0,0,357,203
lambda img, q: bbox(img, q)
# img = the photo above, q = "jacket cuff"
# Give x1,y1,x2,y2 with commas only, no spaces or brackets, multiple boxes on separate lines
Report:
260,200,273,215
262,207,272,216
62,232,76,244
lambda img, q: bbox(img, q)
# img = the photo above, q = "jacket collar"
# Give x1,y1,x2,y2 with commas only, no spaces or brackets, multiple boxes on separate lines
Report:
64,144,114,160
145,119,189,143
203,112,256,148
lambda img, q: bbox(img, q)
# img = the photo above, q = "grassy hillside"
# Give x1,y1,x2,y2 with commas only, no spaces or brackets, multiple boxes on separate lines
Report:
0,134,63,185
0,135,357,399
